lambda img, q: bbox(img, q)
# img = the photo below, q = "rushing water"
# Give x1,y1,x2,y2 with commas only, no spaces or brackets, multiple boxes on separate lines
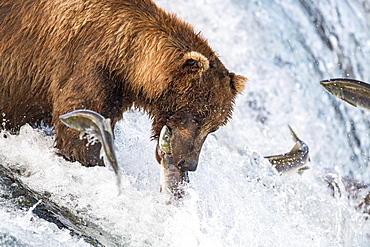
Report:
1,0,370,246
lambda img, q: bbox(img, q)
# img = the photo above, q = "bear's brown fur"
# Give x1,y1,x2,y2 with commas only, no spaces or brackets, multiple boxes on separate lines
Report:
0,0,247,170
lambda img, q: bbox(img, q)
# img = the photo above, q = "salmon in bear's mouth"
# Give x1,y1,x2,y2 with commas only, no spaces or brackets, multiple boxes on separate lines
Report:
158,125,189,198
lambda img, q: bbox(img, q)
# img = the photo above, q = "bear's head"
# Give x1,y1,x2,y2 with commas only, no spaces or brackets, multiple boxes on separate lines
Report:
152,50,247,172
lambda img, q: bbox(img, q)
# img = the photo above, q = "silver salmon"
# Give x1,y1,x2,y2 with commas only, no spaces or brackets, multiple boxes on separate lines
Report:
320,78,370,111
265,126,310,174
59,110,121,191
158,125,187,198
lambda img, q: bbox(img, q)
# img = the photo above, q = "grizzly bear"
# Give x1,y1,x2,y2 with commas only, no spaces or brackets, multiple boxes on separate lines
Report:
0,0,247,172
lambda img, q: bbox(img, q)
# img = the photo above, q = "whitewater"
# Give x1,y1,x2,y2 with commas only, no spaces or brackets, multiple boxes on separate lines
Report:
1,0,370,246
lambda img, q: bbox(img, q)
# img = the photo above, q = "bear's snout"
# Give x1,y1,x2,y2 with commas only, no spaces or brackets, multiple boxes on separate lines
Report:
155,143,199,172
167,126,206,173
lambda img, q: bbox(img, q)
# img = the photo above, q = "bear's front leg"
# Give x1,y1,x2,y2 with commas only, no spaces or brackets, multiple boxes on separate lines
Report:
49,68,129,167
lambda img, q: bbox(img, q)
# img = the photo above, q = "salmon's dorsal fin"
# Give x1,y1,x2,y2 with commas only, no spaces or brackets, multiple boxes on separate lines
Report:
288,125,299,142
289,143,301,152
288,125,303,152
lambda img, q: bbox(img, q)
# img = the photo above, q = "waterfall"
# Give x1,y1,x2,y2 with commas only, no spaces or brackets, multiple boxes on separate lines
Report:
1,0,370,246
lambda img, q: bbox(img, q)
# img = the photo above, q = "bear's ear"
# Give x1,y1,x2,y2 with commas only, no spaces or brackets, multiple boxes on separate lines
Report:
230,73,247,94
182,51,209,75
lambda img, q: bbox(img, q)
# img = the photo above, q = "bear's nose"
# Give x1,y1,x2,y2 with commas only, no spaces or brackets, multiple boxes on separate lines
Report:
178,160,198,171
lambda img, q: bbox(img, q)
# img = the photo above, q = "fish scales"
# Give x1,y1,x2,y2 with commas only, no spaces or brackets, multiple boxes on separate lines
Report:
59,110,121,193
265,126,310,174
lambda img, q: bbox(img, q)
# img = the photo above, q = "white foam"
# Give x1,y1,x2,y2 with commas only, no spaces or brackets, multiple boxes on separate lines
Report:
0,120,369,246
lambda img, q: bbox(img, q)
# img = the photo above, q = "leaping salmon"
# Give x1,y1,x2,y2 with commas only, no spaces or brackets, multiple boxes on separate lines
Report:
320,78,370,111
59,110,121,192
265,126,310,174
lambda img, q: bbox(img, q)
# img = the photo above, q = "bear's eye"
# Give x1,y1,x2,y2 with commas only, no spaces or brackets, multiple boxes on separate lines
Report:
191,114,203,125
